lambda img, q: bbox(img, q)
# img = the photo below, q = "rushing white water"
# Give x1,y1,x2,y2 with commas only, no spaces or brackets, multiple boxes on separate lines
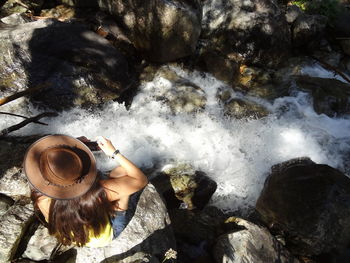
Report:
1,65,350,213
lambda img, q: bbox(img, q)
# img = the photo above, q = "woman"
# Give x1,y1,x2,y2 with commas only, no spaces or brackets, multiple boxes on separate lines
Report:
23,134,148,248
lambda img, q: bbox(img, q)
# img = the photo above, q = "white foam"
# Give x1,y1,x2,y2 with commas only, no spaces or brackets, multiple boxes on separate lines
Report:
1,66,350,213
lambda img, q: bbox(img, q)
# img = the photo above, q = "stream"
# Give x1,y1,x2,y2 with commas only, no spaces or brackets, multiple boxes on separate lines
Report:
1,64,350,213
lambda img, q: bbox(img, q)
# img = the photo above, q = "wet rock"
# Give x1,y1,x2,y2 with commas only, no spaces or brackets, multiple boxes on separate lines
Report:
213,217,300,263
152,163,217,210
201,0,291,67
292,14,327,49
235,65,290,100
0,19,135,111
98,0,201,63
223,98,270,119
75,183,176,263
22,224,59,261
256,157,350,256
138,65,207,114
295,75,350,117
0,202,35,262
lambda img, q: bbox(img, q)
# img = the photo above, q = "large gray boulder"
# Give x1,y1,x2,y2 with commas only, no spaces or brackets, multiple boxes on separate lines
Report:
256,157,350,256
213,217,300,263
201,0,291,67
0,19,134,111
98,0,202,63
0,202,35,263
75,183,176,263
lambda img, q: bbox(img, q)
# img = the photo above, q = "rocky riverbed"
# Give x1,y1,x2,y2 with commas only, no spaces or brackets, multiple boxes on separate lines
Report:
1,0,350,262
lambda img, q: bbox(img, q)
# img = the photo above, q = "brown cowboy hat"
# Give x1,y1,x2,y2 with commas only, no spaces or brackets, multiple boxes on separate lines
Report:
23,134,97,200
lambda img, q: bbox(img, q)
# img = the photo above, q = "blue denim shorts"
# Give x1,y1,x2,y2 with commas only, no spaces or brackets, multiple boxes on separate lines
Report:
110,189,143,239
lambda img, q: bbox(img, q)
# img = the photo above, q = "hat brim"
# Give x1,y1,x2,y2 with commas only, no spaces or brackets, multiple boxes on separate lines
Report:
23,134,97,200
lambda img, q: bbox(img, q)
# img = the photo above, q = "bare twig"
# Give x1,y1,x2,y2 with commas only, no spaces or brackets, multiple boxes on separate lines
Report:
0,112,58,137
0,111,47,125
310,55,350,84
0,83,47,107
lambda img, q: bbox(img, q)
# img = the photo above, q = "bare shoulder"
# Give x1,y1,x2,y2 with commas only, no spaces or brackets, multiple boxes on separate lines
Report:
100,176,147,202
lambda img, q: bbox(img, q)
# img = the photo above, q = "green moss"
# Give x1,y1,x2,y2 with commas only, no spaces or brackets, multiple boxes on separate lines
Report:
291,0,343,23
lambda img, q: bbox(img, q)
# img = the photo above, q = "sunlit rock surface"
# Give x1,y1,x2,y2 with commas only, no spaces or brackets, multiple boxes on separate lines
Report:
98,0,201,63
213,217,300,263
0,19,134,111
256,157,350,256
75,183,176,263
22,224,59,261
201,0,291,67
0,202,34,262
0,137,40,199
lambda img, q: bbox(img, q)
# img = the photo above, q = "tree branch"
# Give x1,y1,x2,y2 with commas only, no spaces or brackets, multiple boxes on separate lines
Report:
0,111,47,125
0,112,58,137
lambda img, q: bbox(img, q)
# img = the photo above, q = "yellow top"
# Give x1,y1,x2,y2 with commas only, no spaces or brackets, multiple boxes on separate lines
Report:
37,197,113,248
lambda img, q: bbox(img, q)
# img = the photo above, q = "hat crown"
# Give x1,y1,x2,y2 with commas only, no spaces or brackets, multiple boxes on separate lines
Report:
40,147,83,186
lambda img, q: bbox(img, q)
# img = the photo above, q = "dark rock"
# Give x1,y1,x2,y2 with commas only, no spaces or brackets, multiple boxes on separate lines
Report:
98,0,202,63
0,19,135,111
56,0,99,8
201,0,291,67
295,75,350,117
196,50,239,85
256,157,350,256
213,217,300,263
292,14,328,49
340,40,350,56
169,206,225,262
333,9,350,38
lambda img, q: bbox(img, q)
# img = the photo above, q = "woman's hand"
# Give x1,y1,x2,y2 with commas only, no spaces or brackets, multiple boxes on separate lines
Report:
96,136,117,157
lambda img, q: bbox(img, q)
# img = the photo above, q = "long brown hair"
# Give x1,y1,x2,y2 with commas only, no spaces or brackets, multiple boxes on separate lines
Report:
31,178,116,247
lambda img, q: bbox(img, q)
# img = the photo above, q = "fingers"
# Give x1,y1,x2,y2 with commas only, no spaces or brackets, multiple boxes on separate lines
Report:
95,136,116,156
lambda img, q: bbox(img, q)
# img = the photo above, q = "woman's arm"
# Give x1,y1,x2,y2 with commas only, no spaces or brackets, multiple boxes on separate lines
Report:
97,136,148,199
